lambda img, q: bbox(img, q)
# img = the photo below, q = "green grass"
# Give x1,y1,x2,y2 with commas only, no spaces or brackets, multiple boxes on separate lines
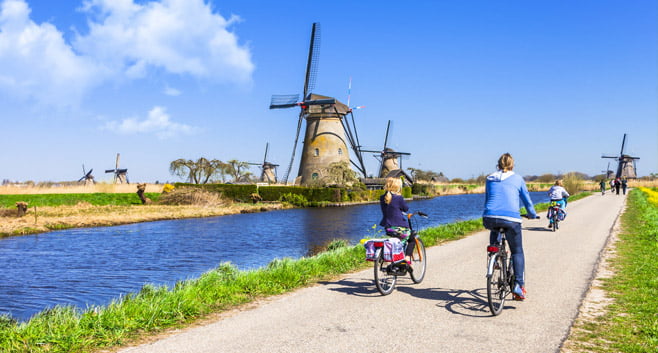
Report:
0,193,161,208
0,191,594,352
567,188,658,352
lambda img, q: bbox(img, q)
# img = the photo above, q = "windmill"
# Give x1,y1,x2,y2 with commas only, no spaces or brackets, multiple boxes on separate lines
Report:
360,120,411,178
269,22,367,185
78,164,95,185
105,153,129,184
247,143,279,184
602,133,640,179
601,162,614,179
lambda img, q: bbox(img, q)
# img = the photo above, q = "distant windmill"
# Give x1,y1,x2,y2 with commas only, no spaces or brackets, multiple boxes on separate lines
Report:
105,153,129,184
601,162,614,179
247,143,279,184
360,120,411,178
269,22,367,185
78,164,95,185
602,134,640,179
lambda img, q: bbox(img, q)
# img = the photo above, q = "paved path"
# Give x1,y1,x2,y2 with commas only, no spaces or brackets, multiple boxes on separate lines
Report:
120,193,626,353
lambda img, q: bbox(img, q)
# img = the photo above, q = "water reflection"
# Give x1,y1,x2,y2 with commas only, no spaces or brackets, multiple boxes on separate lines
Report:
0,192,549,321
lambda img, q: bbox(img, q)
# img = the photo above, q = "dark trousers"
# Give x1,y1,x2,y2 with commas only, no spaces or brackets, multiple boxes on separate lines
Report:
483,217,525,287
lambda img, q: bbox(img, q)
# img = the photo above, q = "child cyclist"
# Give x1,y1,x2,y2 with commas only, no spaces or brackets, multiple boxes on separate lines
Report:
547,180,570,228
379,177,415,266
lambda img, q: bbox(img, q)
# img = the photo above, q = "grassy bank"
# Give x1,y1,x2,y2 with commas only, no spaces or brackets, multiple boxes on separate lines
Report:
0,203,284,238
0,192,593,352
563,188,658,352
0,193,161,208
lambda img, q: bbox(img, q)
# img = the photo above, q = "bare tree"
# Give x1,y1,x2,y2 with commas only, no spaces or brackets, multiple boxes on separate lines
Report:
169,158,223,184
224,160,254,183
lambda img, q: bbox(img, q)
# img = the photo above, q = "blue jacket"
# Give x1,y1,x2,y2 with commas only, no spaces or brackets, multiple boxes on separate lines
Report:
380,192,409,228
483,171,537,222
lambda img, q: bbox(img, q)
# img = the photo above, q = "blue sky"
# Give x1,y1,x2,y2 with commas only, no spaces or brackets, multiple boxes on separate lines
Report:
0,0,655,183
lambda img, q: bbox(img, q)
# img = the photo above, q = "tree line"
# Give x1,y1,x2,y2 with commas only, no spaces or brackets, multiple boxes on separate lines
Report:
169,158,255,184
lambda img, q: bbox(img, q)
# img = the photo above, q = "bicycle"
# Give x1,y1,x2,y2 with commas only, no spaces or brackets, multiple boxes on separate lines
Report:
546,199,566,232
485,214,537,315
369,211,428,296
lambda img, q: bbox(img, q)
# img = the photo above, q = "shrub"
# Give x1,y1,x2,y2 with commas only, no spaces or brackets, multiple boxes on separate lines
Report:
158,187,230,206
563,172,584,195
279,193,308,207
162,184,175,193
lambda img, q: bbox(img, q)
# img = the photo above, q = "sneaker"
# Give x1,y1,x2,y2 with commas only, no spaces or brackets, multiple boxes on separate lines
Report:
513,284,527,301
547,223,552,228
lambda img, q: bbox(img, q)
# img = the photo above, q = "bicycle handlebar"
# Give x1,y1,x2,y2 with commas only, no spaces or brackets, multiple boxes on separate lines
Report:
521,214,540,219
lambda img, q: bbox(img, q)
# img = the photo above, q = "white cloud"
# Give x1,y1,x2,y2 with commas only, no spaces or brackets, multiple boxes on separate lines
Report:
103,106,198,139
0,0,254,108
0,0,105,107
75,0,254,83
163,85,181,96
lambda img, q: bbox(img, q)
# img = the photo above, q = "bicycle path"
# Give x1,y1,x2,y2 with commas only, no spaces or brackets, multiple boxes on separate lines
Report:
120,192,627,353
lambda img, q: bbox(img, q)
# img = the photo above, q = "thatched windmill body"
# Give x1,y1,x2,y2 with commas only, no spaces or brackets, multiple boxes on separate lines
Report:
360,120,411,178
602,134,640,179
105,153,129,184
269,23,367,185
78,164,95,186
248,143,279,184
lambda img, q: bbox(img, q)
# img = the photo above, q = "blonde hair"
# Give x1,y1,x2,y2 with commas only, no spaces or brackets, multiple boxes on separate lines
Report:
383,177,402,204
555,180,563,186
497,153,514,172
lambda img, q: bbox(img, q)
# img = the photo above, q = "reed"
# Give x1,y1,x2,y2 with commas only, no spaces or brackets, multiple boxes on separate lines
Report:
0,184,163,195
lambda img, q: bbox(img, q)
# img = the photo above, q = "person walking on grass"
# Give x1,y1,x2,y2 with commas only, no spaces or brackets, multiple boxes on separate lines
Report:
482,153,538,301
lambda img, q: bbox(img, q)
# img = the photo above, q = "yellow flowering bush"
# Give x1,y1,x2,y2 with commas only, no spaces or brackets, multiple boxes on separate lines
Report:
639,187,658,206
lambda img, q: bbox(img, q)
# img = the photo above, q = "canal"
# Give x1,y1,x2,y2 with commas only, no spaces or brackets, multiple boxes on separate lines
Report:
0,192,549,321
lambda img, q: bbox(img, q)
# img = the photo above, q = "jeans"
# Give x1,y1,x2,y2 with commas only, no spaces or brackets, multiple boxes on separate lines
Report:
483,217,525,287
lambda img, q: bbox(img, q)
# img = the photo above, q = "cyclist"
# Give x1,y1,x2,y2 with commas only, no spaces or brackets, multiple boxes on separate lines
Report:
547,180,570,228
483,153,538,301
379,177,415,265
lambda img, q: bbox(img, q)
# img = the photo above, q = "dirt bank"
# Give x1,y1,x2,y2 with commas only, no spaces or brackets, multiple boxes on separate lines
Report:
0,202,285,238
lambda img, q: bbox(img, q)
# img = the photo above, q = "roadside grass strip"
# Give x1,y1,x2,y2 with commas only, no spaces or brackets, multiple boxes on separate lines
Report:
567,188,658,352
0,192,592,352
0,193,161,208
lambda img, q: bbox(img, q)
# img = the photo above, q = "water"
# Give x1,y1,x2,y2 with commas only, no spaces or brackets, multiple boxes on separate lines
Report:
0,192,549,321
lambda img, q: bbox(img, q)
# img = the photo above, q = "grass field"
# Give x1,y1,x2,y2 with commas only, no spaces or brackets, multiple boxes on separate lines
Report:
563,188,658,352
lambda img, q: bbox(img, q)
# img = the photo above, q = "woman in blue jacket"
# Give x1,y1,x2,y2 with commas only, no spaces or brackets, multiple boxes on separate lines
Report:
483,153,538,300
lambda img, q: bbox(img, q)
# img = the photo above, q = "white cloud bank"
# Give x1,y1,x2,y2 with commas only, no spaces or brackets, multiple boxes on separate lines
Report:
103,106,198,139
0,0,254,107
0,0,103,106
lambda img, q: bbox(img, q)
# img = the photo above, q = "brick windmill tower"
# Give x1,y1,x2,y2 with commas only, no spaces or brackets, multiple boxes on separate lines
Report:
269,23,367,185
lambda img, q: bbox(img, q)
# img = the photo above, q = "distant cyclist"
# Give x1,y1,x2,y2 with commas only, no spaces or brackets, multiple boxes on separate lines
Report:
547,180,570,228
483,153,538,301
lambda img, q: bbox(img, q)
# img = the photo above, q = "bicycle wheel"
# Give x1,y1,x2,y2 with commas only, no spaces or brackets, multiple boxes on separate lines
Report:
374,252,396,295
486,253,506,316
409,237,426,284
552,216,557,232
